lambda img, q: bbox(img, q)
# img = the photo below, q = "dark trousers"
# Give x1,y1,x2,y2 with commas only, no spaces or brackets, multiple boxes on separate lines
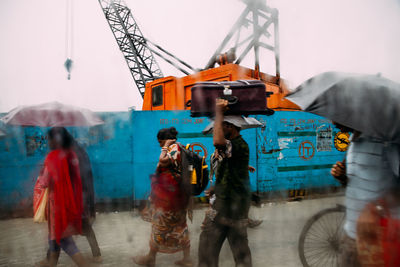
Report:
81,218,101,257
198,217,252,267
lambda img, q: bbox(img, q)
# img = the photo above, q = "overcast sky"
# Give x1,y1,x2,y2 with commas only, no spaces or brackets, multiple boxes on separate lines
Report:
0,0,399,113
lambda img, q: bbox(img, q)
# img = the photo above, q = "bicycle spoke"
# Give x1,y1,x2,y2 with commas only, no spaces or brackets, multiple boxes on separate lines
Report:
306,244,332,265
318,212,336,238
304,245,332,254
304,231,330,243
304,245,332,255
326,246,335,266
333,213,345,236
299,207,345,267
310,245,330,266
310,218,328,239
334,250,339,267
307,221,331,242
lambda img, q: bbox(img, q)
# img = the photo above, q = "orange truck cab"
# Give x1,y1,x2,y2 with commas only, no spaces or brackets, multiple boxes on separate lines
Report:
142,63,300,111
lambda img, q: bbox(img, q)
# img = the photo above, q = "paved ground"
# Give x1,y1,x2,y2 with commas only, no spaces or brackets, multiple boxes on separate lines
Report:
0,195,344,267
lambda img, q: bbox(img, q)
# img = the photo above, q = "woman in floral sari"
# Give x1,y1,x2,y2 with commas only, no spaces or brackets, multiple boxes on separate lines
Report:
134,127,192,267
36,127,88,267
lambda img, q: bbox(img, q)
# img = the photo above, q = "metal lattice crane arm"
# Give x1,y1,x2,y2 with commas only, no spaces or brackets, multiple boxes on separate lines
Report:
205,0,280,79
99,0,163,98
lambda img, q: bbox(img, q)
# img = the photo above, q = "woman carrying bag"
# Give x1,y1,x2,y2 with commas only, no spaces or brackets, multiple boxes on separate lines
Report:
35,127,88,267
134,127,192,267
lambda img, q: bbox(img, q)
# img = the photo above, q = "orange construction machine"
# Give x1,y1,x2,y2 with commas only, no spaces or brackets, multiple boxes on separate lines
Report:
142,63,299,111
99,0,299,112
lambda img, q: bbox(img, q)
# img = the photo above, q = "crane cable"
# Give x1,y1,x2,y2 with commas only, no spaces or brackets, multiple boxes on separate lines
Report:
64,0,74,80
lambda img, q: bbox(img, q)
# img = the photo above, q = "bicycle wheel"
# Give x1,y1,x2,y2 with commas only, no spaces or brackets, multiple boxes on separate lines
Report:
298,205,345,267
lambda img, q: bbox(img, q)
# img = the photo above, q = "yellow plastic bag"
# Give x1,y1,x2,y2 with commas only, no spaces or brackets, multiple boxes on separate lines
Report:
33,188,48,223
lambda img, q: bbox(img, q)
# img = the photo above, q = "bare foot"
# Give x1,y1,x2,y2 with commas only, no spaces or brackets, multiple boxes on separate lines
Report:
34,259,50,267
92,256,103,263
133,255,155,267
174,259,193,267
248,219,263,228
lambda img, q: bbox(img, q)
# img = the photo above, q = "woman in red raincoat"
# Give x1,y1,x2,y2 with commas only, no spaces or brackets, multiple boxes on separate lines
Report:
36,127,88,267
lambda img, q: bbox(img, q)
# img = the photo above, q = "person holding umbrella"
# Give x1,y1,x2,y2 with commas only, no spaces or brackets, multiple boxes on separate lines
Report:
288,72,400,266
0,102,103,266
330,125,400,266
38,131,102,266
35,127,88,267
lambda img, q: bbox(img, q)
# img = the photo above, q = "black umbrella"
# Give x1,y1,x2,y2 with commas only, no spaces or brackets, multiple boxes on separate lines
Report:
286,72,400,143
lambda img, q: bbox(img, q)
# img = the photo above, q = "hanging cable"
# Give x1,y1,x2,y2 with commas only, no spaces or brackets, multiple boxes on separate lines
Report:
64,0,73,80
70,0,74,59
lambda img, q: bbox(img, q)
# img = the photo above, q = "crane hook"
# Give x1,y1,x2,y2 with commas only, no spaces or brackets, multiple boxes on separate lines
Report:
64,58,73,80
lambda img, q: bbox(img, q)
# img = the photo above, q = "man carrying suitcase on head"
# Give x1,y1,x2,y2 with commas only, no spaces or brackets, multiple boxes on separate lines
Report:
198,99,252,267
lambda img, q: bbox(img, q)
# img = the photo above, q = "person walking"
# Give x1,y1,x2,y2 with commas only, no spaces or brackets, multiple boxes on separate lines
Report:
134,127,192,267
198,99,252,267
37,130,101,266
35,127,88,267
71,138,102,263
208,160,261,229
331,124,400,266
71,136,102,263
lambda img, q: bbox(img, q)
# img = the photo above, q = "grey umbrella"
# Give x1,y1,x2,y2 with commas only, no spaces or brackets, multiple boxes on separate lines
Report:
202,115,263,135
0,101,104,127
286,71,400,143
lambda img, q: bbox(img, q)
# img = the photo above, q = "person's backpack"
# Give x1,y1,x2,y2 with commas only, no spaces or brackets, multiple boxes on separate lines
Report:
179,144,209,196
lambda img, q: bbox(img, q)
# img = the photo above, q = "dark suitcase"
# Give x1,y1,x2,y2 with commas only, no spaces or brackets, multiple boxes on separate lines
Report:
189,80,274,117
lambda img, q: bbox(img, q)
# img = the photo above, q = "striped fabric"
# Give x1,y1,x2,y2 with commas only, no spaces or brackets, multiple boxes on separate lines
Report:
344,136,399,239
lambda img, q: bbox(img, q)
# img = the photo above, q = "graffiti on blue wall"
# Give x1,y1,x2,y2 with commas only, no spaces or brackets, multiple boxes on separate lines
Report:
0,110,346,213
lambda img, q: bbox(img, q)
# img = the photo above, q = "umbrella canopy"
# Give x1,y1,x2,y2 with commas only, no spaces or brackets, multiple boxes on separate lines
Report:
286,72,400,142
0,102,104,127
202,115,263,135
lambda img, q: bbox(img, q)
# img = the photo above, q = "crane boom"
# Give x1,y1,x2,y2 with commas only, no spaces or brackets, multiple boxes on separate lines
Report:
205,0,280,78
98,0,163,98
